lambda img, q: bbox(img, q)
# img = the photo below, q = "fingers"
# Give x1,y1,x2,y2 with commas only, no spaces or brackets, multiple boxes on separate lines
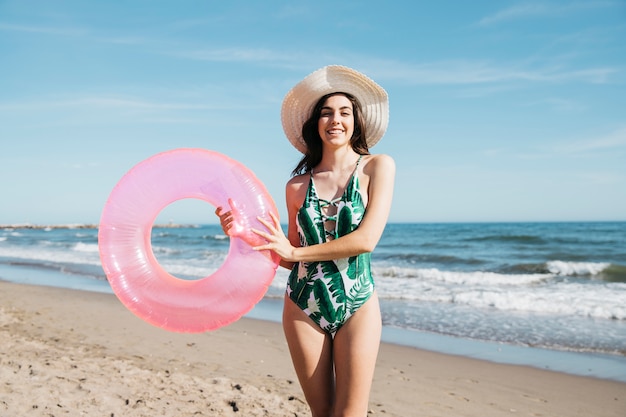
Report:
215,206,232,219
216,206,280,241
250,230,275,252
256,212,281,233
215,206,235,234
256,216,276,234
251,215,282,249
250,227,264,237
250,228,273,253
250,213,293,260
215,206,228,217
267,211,280,227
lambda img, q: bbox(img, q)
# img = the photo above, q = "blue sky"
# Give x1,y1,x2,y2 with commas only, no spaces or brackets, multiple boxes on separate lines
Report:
1,0,625,224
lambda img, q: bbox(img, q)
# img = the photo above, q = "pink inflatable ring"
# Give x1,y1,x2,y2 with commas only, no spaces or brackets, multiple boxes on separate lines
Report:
98,148,280,333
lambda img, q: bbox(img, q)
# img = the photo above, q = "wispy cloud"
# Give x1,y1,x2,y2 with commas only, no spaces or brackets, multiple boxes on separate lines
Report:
168,16,227,30
522,97,587,113
162,46,619,86
477,1,620,26
479,3,552,26
0,21,150,46
0,96,218,112
169,47,287,63
573,171,624,185
370,59,617,85
96,36,148,46
0,95,232,128
556,127,626,153
72,97,214,110
483,127,626,161
65,162,102,170
2,17,619,91
162,46,320,73
0,22,86,36
274,4,312,19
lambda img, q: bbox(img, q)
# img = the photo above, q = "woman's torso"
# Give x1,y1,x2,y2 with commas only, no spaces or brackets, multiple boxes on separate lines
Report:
286,154,375,334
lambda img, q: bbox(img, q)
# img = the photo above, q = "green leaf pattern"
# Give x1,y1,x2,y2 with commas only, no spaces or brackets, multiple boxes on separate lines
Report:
287,158,374,334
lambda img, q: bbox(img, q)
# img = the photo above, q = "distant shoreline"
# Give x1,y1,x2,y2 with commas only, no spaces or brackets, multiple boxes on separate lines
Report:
2,220,624,231
0,224,197,230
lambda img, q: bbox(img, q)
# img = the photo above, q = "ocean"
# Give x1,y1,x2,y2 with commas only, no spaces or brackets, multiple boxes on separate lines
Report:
1,221,625,382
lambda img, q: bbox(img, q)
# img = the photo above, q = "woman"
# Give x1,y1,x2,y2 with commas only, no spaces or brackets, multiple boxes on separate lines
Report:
217,65,395,417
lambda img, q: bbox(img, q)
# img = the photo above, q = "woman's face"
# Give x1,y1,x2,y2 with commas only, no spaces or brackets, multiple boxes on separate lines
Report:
317,94,354,149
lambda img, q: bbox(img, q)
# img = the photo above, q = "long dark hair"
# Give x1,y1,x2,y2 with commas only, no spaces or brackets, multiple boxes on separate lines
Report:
292,92,369,176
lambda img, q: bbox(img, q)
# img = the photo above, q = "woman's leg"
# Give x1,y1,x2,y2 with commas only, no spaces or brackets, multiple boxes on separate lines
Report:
282,295,335,417
332,293,382,417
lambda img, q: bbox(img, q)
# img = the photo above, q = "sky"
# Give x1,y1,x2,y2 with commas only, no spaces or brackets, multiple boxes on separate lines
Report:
1,0,625,225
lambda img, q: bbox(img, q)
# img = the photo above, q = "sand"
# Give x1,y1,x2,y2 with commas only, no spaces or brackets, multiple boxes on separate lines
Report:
0,281,624,417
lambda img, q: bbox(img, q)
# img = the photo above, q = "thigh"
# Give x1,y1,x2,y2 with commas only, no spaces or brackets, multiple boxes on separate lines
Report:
282,295,335,415
333,292,382,416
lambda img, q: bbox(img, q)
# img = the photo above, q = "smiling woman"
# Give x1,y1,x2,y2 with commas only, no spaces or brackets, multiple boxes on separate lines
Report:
216,65,395,417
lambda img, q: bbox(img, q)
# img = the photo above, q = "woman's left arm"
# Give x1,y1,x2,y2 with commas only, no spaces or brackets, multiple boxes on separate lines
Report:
253,154,395,262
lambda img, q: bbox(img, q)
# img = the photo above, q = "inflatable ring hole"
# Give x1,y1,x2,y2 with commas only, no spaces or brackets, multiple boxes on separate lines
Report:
151,198,228,281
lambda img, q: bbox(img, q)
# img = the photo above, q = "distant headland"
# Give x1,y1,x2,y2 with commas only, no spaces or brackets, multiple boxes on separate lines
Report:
0,224,198,230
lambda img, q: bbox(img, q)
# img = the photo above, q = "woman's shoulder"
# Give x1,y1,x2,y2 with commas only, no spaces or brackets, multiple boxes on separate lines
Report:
285,172,309,210
286,172,309,196
362,153,395,173
287,172,309,187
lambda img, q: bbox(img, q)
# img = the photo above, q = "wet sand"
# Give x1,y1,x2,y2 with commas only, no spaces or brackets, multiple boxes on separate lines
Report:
0,281,624,416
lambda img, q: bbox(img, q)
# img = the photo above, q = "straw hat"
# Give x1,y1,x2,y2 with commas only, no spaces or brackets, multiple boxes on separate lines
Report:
281,65,389,154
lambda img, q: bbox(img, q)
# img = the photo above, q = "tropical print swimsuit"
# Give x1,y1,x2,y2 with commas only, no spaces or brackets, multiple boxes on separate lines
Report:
286,156,375,335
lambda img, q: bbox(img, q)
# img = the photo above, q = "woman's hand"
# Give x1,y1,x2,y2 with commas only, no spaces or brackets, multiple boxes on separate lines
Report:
215,205,234,235
252,212,297,262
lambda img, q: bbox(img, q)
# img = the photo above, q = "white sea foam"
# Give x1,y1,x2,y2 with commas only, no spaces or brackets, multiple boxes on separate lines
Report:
158,262,217,278
73,242,99,253
375,266,549,286
152,246,182,255
449,284,626,320
0,245,102,266
372,266,626,321
546,260,610,276
0,237,6,242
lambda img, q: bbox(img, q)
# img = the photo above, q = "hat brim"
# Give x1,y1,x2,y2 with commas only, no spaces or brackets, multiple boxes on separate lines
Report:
281,65,389,154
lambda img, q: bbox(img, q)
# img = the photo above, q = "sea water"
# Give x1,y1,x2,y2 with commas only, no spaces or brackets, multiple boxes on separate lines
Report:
1,222,625,381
